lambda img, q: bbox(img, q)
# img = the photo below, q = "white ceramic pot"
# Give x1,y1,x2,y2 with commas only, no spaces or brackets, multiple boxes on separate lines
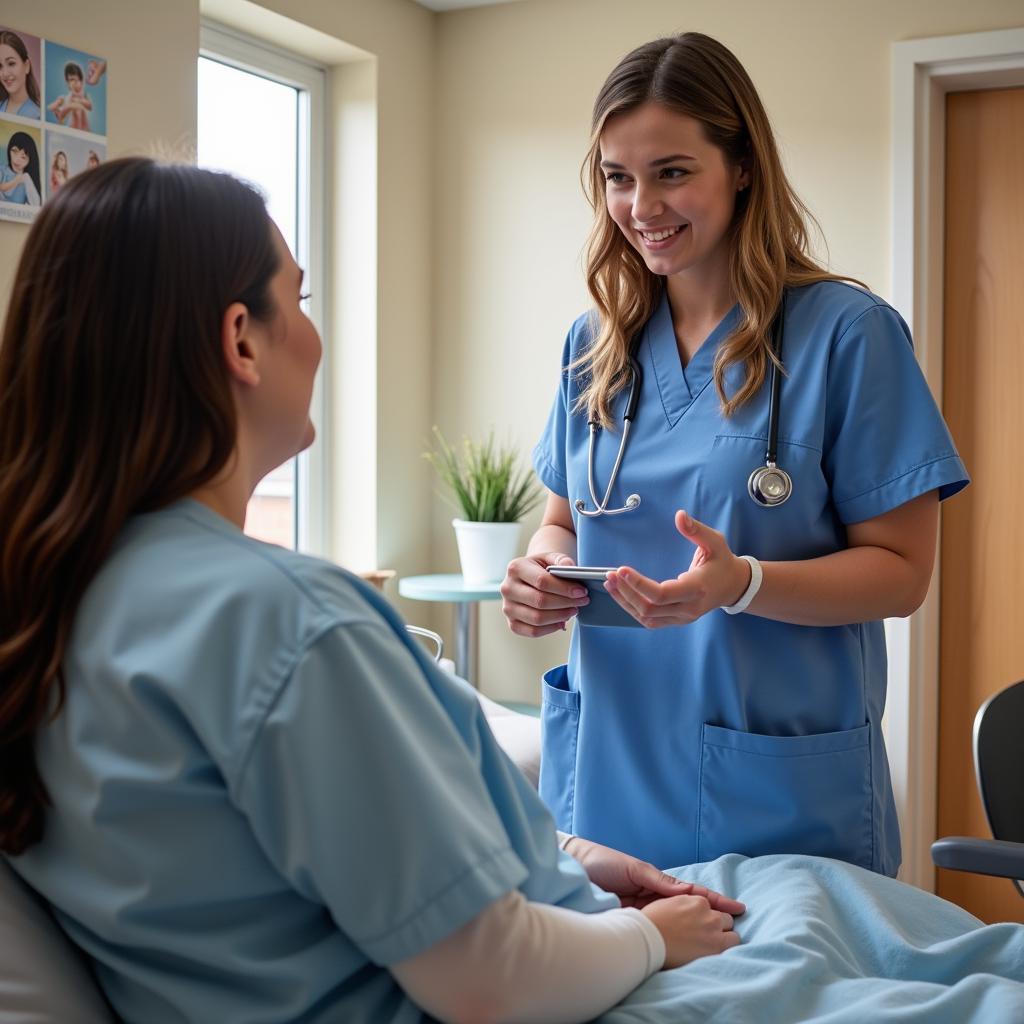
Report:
452,519,521,584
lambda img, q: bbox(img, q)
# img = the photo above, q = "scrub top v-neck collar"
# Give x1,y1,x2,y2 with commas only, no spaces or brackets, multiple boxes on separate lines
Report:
643,291,741,429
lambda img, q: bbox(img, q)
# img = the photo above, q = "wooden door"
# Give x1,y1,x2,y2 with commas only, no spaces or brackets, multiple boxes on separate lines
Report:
938,86,1024,924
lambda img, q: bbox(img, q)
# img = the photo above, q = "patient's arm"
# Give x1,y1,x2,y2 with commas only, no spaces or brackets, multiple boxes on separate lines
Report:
391,890,664,1024
393,885,740,1021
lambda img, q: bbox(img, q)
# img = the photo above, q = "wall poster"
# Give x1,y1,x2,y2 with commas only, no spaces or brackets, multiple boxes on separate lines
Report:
1,25,107,224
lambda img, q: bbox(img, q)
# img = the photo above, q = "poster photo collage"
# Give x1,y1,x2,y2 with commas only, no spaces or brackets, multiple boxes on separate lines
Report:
1,24,108,224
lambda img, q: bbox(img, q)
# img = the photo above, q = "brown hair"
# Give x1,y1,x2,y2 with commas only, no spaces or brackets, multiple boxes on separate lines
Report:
577,32,862,427
0,158,278,854
0,30,41,110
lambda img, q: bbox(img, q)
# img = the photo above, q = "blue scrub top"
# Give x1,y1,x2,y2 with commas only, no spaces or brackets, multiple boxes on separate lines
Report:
0,96,41,119
534,281,968,874
8,500,614,1024
0,164,31,204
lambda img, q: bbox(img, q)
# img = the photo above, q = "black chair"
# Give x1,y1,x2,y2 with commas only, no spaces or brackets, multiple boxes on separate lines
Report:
931,679,1024,896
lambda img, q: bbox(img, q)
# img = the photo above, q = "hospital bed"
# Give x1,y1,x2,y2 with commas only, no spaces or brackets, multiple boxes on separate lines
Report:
2,684,1022,1024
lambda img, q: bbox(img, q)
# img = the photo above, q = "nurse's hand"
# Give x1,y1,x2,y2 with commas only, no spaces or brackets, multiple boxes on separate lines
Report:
563,836,746,915
500,552,590,638
604,510,751,627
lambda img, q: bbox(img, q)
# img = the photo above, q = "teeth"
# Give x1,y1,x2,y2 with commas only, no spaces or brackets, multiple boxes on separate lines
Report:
640,226,682,242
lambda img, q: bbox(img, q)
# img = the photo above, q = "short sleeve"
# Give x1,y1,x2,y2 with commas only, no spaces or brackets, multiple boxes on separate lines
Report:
823,304,969,524
532,326,580,498
235,621,529,966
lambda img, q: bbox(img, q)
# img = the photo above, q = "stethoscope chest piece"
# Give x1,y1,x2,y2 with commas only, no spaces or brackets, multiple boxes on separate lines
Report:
748,462,792,507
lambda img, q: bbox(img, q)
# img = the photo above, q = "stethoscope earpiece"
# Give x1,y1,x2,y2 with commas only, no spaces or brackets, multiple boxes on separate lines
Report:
576,492,640,516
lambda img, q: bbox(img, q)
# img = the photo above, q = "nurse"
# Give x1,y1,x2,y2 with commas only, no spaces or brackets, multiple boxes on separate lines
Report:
501,32,969,874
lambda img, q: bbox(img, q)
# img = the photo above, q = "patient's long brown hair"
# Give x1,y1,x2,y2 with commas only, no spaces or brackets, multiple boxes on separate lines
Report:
0,159,279,854
577,33,862,427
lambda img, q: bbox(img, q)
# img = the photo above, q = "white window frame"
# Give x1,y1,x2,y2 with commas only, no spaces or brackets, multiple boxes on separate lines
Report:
199,20,329,555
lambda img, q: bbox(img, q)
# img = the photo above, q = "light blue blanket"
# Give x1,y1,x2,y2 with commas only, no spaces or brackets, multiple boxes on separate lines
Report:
604,854,1024,1023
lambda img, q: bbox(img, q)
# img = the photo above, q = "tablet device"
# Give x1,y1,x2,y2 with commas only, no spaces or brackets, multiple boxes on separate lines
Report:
546,565,642,629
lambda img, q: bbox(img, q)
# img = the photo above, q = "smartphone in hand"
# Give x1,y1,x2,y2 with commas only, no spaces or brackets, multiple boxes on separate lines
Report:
546,565,642,628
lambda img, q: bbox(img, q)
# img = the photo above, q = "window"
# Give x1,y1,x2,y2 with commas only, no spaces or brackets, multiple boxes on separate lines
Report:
197,23,327,553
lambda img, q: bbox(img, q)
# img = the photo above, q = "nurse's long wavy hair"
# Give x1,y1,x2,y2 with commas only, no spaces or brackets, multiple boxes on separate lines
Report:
577,32,862,426
0,158,279,854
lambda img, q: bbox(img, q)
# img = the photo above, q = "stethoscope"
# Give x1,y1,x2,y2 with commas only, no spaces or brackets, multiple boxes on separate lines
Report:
575,292,792,517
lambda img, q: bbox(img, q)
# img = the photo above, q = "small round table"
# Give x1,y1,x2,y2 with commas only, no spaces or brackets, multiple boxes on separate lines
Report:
398,574,501,686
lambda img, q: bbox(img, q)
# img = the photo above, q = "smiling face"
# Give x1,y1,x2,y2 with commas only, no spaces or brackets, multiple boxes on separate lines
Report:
0,43,30,104
599,101,747,286
9,145,28,173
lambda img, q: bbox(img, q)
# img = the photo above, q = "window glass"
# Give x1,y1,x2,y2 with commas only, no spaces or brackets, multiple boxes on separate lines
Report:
198,56,299,549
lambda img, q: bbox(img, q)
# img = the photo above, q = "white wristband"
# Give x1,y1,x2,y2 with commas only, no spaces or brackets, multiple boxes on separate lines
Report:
722,555,762,615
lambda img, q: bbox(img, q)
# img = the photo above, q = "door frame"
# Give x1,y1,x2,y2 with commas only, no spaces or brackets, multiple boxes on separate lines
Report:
889,26,1024,891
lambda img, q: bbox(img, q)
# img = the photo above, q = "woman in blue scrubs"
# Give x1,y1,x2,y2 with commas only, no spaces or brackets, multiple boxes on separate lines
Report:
501,33,968,874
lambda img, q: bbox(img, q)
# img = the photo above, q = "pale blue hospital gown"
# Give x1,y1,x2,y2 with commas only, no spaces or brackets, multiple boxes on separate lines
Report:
8,499,614,1023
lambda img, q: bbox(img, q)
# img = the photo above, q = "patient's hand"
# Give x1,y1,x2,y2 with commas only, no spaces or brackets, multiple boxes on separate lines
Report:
642,893,741,968
563,836,745,914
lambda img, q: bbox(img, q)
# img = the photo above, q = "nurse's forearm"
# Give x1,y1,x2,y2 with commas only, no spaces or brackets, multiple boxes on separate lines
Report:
749,545,932,626
742,490,938,626
527,524,578,562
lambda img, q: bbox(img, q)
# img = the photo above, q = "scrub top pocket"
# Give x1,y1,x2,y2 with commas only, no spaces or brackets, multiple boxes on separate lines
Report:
538,665,580,834
697,722,874,870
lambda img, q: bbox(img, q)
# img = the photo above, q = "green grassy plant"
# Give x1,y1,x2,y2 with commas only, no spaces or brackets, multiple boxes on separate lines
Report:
425,427,543,523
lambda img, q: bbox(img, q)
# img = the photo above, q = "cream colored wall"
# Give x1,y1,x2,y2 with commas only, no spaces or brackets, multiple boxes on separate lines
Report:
433,0,1024,705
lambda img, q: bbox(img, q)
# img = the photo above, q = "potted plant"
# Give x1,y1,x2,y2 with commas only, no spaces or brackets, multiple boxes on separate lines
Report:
425,427,543,584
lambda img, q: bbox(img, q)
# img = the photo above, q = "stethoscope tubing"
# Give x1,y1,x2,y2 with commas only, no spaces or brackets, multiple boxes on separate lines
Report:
576,293,791,517
747,292,793,507
575,355,643,517
764,292,786,468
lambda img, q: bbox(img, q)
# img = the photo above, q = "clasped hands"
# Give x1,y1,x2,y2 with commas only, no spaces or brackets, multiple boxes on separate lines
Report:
564,834,745,916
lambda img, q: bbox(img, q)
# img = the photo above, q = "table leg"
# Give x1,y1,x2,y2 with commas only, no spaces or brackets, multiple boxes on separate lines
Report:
454,601,479,686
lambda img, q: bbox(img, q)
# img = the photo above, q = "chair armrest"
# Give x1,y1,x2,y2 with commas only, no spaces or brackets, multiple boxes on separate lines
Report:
931,836,1024,879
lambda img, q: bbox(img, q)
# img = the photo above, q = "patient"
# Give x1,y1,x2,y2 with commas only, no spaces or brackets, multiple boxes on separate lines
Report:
0,159,743,1024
